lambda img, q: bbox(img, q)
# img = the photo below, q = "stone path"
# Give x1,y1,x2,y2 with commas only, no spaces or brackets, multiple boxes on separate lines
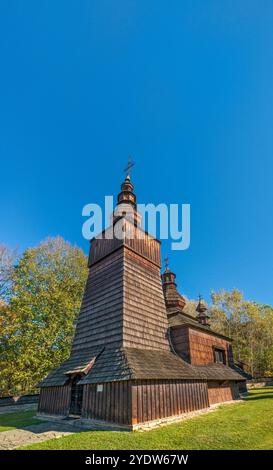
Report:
0,421,75,450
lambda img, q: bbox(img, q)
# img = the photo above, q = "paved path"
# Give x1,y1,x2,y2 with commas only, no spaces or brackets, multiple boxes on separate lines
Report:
0,421,74,450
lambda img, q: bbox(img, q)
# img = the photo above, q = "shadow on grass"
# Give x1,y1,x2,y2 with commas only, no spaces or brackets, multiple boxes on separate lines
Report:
19,421,92,435
244,394,273,401
243,387,273,401
7,416,130,435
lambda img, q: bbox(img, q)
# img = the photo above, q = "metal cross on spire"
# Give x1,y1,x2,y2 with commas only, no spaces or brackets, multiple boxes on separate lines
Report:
124,158,135,178
164,256,169,271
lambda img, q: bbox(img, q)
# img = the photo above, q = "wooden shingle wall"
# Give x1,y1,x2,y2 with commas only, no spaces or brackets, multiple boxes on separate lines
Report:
123,248,170,351
72,249,124,353
188,328,233,366
170,326,190,362
73,220,168,353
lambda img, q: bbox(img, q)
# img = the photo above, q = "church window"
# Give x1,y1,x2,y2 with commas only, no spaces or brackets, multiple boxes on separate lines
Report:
214,348,226,364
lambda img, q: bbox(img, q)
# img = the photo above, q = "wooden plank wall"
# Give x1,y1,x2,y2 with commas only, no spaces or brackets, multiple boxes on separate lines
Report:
131,379,209,424
38,385,71,416
82,379,209,425
88,220,161,268
88,229,123,267
207,381,239,405
82,381,132,425
124,221,161,267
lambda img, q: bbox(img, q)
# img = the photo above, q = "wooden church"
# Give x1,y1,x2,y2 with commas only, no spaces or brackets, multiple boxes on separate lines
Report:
38,174,245,429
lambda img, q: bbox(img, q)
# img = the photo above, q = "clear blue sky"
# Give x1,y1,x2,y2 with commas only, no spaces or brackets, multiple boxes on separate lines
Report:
0,1,272,305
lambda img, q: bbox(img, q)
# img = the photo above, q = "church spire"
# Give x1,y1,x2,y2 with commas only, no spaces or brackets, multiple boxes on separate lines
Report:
112,159,142,227
196,295,210,327
117,158,136,209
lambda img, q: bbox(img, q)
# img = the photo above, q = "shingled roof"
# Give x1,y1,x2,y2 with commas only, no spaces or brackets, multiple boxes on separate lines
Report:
38,347,103,387
196,363,245,381
168,311,232,341
79,347,207,383
39,343,246,387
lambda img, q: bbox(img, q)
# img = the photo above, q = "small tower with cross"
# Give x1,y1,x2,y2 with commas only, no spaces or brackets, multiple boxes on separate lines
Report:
112,158,142,226
117,158,136,208
161,259,186,310
196,295,210,327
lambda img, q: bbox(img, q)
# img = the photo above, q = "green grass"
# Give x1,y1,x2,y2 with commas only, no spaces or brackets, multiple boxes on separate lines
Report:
21,387,273,450
0,410,39,432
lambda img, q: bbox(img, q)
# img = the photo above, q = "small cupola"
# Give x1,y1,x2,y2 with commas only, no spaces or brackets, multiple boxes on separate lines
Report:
112,160,142,226
161,268,176,286
161,258,186,311
196,295,210,327
117,175,137,209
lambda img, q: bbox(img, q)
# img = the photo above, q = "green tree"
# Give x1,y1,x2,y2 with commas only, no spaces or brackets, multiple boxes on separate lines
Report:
210,289,273,377
0,237,88,396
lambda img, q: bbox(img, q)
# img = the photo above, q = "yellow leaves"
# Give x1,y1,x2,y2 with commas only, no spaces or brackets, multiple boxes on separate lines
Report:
210,289,273,376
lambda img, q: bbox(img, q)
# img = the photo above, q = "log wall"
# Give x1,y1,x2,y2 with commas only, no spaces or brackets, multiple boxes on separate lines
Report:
38,385,71,416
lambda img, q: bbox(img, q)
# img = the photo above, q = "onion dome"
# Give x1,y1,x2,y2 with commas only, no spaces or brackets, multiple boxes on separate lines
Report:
117,175,136,209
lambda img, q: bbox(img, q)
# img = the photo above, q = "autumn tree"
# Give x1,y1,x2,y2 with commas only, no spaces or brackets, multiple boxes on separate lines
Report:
0,237,88,396
210,289,273,377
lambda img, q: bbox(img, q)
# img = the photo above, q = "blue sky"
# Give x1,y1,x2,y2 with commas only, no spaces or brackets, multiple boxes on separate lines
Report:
0,1,272,305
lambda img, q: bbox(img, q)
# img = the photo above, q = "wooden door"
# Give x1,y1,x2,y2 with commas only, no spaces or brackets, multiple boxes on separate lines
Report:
69,375,83,416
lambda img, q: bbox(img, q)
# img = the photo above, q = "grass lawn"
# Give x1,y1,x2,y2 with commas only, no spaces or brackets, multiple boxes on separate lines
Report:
0,410,39,432
19,387,273,450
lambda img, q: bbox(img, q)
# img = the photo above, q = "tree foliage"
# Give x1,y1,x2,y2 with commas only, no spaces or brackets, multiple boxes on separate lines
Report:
0,237,88,396
0,245,16,303
210,289,273,377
